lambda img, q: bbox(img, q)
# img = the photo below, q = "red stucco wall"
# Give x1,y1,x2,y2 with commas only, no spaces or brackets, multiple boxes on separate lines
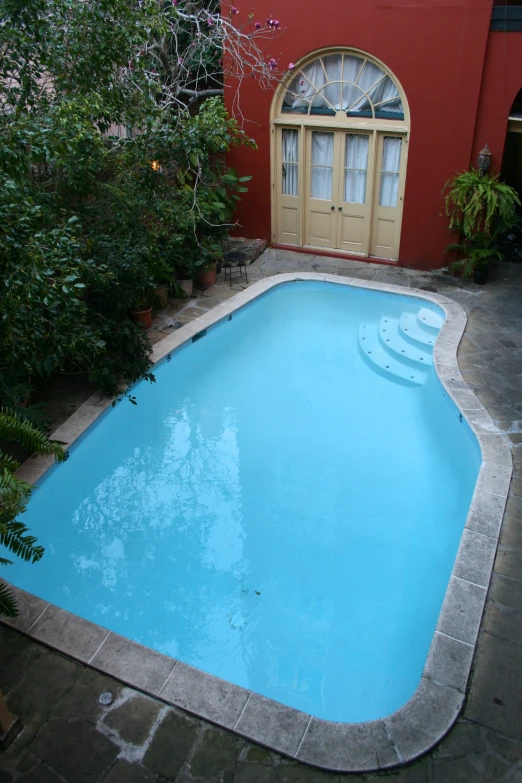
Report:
226,0,499,269
473,32,522,168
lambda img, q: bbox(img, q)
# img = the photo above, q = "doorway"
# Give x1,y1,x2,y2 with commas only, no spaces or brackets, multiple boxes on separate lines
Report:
272,49,409,261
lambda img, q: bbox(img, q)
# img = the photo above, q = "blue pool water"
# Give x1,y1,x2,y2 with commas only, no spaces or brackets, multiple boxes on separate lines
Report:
6,281,481,722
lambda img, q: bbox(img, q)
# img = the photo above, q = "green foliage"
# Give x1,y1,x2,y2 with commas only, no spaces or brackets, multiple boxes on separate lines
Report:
443,169,520,277
444,169,520,238
447,232,504,277
0,2,253,399
0,408,64,617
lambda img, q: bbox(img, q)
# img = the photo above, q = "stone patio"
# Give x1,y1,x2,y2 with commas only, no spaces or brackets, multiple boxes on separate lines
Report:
1,249,522,782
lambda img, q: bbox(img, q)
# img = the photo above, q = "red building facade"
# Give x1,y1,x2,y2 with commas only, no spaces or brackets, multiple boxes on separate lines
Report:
225,0,522,269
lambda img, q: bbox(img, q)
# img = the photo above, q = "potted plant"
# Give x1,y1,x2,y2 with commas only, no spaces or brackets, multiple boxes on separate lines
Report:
446,231,503,284
173,256,195,297
444,168,520,283
130,289,155,329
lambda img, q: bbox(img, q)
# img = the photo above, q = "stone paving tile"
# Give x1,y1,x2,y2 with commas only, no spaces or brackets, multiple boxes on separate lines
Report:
142,710,199,779
103,694,162,745
29,719,119,783
465,631,522,738
2,253,522,782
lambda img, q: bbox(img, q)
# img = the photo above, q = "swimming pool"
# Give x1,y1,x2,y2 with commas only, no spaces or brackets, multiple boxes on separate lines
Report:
6,279,482,725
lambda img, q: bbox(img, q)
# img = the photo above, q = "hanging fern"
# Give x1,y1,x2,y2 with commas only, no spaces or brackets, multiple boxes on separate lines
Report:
0,408,65,459
0,408,64,617
443,168,520,239
0,581,17,618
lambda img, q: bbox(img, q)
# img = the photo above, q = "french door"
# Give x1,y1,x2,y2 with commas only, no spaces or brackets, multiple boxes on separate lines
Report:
275,127,406,260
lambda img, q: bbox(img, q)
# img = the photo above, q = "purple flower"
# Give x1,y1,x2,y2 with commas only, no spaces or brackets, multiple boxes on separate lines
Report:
172,0,178,5
254,21,261,29
207,16,213,25
178,56,183,64
288,62,295,69
231,6,238,13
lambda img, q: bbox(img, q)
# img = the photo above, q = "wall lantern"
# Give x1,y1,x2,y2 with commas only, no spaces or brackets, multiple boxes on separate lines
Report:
150,160,161,172
478,143,492,176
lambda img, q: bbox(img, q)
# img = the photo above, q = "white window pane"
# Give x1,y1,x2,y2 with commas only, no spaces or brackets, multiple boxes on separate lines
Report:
357,61,385,91
379,137,402,207
311,90,331,110
322,83,342,111
345,134,369,170
382,137,402,173
342,83,364,111
283,163,298,196
323,54,342,82
349,96,372,114
342,55,364,84
311,132,334,166
311,132,334,200
375,98,404,115
379,173,399,207
345,170,367,204
368,76,399,105
282,129,298,196
282,129,298,163
311,167,333,200
301,60,326,92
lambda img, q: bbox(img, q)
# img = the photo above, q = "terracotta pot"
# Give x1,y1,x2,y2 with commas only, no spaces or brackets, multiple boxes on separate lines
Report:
130,307,153,329
154,285,169,307
198,264,217,287
177,278,193,297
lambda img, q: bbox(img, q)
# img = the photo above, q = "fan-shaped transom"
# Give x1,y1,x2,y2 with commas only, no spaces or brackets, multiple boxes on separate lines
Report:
282,53,404,120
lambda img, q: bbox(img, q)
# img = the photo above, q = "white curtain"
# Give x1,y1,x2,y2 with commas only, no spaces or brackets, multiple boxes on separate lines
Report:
311,132,334,200
282,129,298,197
371,77,396,103
293,60,326,108
357,61,385,92
322,54,342,109
286,55,402,116
379,137,402,208
344,135,369,204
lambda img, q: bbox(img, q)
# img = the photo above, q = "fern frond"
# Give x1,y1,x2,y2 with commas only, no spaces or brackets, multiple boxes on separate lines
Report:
0,520,44,563
0,465,31,505
0,557,13,566
0,408,65,461
0,580,18,617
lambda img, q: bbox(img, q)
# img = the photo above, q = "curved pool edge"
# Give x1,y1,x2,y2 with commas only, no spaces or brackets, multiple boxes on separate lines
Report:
3,272,512,773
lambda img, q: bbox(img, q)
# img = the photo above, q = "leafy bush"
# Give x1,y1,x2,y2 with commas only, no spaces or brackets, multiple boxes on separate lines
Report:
0,3,254,399
443,169,520,276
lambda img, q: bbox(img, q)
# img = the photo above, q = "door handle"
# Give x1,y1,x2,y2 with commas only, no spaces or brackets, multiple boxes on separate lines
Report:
338,206,343,211
330,205,335,211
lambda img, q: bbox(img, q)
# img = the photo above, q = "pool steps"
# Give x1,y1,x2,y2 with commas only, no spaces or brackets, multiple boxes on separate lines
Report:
359,307,443,386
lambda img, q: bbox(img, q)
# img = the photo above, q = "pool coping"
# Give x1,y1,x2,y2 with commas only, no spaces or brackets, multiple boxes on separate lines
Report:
3,272,512,773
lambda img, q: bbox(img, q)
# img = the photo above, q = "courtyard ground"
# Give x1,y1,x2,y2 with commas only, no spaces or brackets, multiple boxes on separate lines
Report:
1,249,522,783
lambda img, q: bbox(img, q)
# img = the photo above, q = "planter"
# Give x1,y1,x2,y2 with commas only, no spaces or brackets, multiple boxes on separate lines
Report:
154,285,169,308
473,269,488,285
198,264,217,287
177,278,193,297
130,307,153,329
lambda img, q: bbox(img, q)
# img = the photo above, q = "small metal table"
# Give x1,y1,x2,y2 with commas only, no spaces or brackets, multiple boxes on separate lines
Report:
223,251,249,286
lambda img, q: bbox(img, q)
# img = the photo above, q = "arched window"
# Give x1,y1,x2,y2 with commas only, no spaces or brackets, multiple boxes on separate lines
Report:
282,53,404,120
